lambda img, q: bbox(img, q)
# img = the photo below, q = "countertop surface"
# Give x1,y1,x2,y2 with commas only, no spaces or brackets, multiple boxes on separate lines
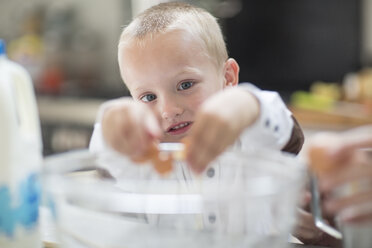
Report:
37,96,104,126
290,105,372,130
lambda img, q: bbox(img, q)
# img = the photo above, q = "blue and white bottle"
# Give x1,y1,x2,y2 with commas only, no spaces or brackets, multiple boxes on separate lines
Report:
0,39,43,248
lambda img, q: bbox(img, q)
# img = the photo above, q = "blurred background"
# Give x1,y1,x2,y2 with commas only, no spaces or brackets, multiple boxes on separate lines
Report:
1,0,372,155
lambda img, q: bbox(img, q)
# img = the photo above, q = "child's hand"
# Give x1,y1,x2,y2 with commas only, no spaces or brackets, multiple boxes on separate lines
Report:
101,98,162,161
185,87,259,173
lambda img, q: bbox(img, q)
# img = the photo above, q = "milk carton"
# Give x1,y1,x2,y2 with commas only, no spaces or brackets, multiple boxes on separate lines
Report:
0,39,42,248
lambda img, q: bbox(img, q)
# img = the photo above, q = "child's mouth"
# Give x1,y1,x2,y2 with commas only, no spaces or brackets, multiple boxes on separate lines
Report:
167,121,192,135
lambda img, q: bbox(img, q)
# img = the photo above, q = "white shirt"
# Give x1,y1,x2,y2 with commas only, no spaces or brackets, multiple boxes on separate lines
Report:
88,83,299,235
89,83,294,180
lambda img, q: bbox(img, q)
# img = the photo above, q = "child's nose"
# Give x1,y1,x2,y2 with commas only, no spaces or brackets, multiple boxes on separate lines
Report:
159,99,183,120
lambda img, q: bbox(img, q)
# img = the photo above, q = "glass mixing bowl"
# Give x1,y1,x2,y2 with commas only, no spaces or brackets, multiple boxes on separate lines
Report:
43,148,305,248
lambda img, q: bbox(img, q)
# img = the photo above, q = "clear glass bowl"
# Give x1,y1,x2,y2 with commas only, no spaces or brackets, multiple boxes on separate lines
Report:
43,148,305,248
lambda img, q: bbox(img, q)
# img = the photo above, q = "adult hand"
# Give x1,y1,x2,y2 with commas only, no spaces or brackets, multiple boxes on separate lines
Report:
308,126,372,224
292,191,342,247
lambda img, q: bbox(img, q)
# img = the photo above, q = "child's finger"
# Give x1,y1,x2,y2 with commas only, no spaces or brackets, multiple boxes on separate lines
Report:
187,112,241,173
115,116,142,155
186,115,221,173
104,112,131,154
186,127,210,172
127,123,151,158
143,110,162,139
124,105,160,159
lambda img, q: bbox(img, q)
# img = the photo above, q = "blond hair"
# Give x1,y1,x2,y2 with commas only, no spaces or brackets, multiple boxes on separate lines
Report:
118,2,228,69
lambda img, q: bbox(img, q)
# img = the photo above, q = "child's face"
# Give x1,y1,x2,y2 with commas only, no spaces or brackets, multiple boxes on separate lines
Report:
119,30,227,142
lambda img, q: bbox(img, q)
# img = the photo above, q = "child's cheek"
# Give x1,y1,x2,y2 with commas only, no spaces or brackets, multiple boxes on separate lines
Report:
190,92,209,110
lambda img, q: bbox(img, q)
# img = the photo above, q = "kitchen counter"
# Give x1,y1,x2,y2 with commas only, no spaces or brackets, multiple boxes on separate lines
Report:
37,96,104,126
36,96,105,154
290,106,372,131
291,105,372,158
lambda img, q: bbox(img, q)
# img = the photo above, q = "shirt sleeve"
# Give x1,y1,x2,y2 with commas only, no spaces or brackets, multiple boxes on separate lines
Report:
89,123,107,153
237,83,295,151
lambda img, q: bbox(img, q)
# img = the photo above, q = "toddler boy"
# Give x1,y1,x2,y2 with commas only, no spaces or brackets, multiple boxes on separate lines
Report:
89,2,308,242
89,2,304,173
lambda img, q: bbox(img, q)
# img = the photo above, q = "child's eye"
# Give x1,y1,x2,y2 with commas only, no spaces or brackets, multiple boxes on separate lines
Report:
178,81,194,91
140,94,157,102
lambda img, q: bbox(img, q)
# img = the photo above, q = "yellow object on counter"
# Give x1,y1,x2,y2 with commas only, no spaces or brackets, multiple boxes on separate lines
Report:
311,81,342,101
290,91,335,111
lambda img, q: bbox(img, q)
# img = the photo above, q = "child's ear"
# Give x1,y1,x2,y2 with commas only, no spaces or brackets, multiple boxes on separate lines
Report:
223,58,240,88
